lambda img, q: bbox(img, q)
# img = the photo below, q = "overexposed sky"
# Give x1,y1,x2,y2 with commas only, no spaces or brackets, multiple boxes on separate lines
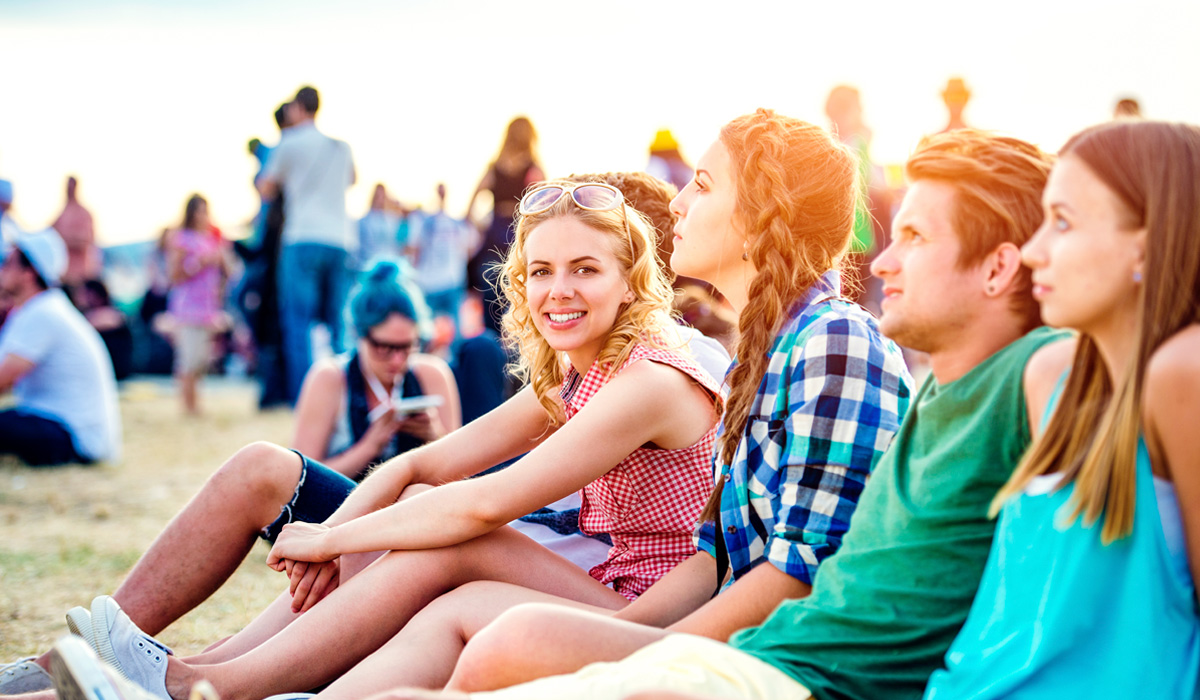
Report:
2,0,1198,244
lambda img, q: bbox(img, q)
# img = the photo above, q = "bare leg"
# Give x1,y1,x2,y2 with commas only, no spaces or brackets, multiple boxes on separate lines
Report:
180,373,199,415
110,442,303,636
317,581,621,699
162,528,627,700
182,550,389,665
447,604,673,693
27,442,303,673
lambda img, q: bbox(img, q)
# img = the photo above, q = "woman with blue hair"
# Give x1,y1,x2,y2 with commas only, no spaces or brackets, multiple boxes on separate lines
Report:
292,259,460,481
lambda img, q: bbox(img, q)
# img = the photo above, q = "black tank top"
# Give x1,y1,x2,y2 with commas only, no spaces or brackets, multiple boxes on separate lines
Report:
489,160,534,208
346,349,427,480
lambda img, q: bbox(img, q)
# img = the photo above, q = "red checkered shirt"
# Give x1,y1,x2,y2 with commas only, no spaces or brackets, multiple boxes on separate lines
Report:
561,343,722,600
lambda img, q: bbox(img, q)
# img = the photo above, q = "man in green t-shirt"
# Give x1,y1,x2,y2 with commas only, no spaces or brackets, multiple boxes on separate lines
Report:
387,130,1071,700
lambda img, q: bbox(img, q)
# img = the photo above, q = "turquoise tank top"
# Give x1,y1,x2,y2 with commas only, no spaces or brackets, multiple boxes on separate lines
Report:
924,435,1200,699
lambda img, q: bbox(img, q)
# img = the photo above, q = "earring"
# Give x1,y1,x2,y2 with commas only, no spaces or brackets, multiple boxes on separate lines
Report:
1133,271,1143,283
986,284,995,294
741,242,750,262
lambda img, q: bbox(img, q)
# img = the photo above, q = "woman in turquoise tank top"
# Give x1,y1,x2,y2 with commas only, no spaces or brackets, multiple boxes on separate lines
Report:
925,120,1200,699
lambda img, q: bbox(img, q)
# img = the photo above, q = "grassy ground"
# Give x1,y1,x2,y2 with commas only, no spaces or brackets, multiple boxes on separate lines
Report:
0,378,293,660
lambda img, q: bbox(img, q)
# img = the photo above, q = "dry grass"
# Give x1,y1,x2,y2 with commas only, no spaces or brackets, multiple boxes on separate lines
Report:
0,378,294,659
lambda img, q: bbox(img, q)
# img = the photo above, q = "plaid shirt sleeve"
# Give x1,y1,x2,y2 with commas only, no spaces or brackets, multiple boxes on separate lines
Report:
765,313,910,583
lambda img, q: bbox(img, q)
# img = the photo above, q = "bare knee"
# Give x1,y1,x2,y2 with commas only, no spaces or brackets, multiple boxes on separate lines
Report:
210,442,302,519
448,603,556,692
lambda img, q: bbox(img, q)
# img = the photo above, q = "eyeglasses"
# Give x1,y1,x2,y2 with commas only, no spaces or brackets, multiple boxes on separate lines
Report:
518,183,631,241
365,335,415,359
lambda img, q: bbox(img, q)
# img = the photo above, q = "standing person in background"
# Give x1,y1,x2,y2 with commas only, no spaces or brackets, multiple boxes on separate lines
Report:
825,85,890,310
939,77,973,133
240,103,293,408
645,129,692,192
258,85,357,405
166,195,231,416
465,116,544,335
53,176,100,290
413,184,475,339
0,228,120,467
358,184,402,268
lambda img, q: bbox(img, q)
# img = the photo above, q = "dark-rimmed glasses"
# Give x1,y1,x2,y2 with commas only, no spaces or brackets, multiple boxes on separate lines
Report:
365,335,415,359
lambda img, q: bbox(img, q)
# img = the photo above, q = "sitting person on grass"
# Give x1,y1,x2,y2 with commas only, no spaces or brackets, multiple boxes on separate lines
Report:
0,227,120,468
291,259,460,482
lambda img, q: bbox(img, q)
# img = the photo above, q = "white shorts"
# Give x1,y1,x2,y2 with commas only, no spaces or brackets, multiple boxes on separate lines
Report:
174,324,212,375
471,634,811,700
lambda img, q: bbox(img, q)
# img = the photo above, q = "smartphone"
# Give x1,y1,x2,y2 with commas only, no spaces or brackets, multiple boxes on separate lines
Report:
368,395,445,423
392,395,444,415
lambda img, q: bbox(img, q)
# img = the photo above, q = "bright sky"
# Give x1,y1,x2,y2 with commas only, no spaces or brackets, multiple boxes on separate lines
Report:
2,0,1198,245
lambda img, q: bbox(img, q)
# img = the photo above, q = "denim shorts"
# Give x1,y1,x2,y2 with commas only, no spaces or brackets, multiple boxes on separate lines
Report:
260,450,357,543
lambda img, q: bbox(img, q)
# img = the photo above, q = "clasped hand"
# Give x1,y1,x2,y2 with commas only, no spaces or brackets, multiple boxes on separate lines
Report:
267,522,340,612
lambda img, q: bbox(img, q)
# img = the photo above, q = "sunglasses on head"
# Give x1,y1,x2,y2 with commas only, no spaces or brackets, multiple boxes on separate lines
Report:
365,335,415,358
519,183,631,241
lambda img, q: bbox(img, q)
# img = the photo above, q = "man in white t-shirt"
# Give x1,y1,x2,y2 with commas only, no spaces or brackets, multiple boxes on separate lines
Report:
258,85,357,404
0,228,121,465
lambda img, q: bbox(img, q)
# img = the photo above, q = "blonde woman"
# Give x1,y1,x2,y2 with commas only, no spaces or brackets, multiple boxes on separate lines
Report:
924,121,1200,698
73,181,723,700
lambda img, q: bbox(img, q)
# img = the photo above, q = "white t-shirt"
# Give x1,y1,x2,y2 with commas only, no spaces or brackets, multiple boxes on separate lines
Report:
678,326,732,388
412,211,474,294
0,289,122,461
262,122,356,249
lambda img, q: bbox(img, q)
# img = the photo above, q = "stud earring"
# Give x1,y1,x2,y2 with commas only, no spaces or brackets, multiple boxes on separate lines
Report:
1133,271,1143,283
986,284,996,294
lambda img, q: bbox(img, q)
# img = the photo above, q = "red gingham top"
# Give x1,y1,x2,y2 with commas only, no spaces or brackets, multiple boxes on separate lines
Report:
561,343,722,600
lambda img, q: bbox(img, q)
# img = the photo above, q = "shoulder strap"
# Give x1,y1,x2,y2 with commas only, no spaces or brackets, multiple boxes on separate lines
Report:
713,511,730,597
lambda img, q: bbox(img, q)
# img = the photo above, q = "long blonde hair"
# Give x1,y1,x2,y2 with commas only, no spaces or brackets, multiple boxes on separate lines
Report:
700,109,860,521
993,121,1200,543
497,181,677,422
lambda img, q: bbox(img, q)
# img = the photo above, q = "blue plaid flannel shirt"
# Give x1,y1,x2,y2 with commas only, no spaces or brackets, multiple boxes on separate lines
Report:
697,272,913,586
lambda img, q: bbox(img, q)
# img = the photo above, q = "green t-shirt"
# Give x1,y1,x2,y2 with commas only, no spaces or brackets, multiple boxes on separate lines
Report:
729,327,1067,700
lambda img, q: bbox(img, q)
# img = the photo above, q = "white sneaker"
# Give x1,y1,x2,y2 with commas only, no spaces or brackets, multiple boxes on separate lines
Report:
0,656,53,695
49,636,161,700
67,606,95,645
89,596,172,700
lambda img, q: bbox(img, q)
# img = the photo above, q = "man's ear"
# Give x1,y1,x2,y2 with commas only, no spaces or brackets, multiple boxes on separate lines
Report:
983,242,1024,296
